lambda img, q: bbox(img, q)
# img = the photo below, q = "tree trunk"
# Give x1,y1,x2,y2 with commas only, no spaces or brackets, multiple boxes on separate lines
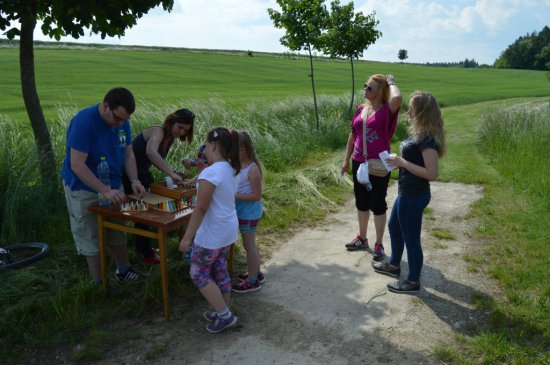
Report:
19,13,56,183
348,57,355,114
308,44,320,130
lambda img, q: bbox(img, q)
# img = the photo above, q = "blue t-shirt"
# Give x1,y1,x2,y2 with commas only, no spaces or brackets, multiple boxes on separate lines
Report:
61,104,132,192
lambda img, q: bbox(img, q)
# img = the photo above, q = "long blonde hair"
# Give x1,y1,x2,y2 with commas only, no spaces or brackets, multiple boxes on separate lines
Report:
366,74,391,104
408,91,447,157
238,130,264,178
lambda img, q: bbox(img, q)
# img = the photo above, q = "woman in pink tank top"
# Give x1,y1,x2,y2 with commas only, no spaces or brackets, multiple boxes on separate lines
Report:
340,74,402,261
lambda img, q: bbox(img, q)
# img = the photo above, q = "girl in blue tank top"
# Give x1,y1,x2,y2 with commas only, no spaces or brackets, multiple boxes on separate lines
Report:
232,131,265,293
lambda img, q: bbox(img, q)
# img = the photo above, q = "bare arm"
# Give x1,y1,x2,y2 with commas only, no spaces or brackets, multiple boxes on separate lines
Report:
145,128,183,183
179,179,215,251
70,148,127,203
387,148,439,181
341,131,356,175
70,148,106,194
124,145,145,196
235,165,262,201
386,74,402,116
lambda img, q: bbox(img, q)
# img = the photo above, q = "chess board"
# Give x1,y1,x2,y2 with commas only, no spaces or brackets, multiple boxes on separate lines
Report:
126,182,197,213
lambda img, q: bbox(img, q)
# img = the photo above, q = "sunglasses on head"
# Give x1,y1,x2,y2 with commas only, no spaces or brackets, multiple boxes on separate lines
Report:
175,108,195,120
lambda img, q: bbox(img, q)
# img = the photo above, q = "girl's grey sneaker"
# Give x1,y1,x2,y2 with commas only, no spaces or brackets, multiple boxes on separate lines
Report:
202,310,217,322
387,279,420,293
345,235,370,251
206,314,238,333
371,261,401,278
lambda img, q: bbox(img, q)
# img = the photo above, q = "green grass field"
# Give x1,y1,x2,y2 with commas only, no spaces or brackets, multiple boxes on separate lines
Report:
0,44,549,364
1,46,548,122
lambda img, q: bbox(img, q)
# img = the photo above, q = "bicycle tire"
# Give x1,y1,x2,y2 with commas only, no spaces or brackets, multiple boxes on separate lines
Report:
0,243,50,271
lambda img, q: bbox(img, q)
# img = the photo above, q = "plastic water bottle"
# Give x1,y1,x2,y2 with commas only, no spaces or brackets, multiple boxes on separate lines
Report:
97,156,111,206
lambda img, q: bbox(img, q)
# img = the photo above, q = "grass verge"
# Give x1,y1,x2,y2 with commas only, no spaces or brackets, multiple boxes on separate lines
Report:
461,102,549,364
436,100,549,364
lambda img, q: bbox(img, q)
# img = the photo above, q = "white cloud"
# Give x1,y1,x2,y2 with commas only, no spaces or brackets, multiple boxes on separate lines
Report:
455,6,477,32
354,0,549,63
129,0,285,52
174,0,276,24
473,0,517,34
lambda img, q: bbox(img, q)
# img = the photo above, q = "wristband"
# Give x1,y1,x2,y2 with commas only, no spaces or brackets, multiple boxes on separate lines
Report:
388,82,396,86
131,179,141,184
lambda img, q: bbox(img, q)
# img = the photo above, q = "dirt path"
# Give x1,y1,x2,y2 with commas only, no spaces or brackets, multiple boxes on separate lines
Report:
98,181,496,365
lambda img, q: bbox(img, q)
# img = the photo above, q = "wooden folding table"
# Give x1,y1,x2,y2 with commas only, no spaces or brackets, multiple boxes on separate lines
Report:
89,202,193,319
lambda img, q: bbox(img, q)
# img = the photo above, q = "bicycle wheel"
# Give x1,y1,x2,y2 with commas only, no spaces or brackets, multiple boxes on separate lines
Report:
0,243,50,271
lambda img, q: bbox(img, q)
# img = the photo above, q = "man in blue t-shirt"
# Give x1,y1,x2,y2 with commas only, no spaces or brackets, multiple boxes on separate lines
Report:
61,87,146,284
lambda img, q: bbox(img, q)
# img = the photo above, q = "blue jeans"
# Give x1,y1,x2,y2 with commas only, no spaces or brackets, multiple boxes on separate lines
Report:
388,190,431,282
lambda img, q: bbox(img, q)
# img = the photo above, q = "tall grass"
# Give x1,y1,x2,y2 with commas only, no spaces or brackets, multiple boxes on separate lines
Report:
478,102,550,203
136,94,351,173
0,114,67,245
0,94,353,363
461,102,550,364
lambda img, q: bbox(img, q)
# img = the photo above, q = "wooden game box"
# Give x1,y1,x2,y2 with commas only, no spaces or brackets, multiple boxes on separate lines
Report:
149,182,196,200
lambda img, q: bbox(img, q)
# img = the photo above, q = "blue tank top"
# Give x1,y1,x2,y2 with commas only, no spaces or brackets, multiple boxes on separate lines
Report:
235,162,263,219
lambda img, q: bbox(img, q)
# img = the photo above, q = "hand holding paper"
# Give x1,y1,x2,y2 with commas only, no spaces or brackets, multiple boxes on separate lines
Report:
379,151,397,171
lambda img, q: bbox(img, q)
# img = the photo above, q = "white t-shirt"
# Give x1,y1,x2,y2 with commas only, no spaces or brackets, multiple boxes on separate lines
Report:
194,161,239,249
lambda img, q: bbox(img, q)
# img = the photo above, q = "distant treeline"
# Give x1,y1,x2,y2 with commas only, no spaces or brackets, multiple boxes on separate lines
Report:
0,38,343,62
2,35,548,71
0,38,476,67
414,59,486,68
494,26,550,71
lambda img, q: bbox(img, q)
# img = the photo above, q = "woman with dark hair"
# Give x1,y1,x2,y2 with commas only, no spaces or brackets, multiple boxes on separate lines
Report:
123,108,195,264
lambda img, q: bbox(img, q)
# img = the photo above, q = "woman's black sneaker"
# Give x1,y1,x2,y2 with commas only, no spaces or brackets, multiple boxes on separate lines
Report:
372,261,400,278
387,279,420,293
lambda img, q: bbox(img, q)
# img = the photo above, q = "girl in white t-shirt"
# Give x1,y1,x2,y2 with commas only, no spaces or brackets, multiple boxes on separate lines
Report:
179,127,241,334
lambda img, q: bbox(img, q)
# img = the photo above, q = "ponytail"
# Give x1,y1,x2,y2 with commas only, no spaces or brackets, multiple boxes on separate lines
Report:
228,130,241,175
206,127,241,175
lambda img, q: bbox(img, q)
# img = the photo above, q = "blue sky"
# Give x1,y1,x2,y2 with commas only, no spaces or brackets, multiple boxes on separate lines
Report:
27,0,550,65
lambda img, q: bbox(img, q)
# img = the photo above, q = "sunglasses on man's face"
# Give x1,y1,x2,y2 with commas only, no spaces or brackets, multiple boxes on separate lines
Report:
111,109,126,122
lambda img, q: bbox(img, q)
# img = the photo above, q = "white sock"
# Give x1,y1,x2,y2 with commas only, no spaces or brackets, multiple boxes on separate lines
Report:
217,307,232,320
